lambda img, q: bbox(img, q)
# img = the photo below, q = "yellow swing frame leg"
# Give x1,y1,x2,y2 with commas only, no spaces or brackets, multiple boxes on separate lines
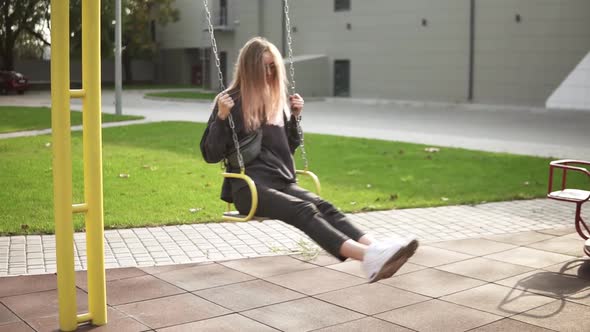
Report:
51,0,107,330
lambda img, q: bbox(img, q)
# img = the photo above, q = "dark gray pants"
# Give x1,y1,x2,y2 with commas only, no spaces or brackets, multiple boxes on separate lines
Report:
233,183,366,261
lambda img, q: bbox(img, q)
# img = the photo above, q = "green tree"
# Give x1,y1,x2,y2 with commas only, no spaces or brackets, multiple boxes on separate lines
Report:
0,0,50,70
70,0,179,82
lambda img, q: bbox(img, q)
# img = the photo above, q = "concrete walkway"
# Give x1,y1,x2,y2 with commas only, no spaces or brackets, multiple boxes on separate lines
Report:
2,90,590,160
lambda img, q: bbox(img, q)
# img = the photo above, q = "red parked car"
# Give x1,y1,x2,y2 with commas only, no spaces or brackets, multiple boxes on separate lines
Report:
0,71,29,94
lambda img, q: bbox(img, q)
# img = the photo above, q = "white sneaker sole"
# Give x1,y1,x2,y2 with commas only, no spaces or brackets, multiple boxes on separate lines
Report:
369,239,419,283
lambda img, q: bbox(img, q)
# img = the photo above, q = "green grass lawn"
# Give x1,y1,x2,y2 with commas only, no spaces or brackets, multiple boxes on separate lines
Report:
1,121,584,236
0,106,143,133
144,91,217,100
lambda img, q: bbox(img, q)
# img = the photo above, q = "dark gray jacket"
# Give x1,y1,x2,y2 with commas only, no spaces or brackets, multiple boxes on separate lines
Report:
200,95,301,202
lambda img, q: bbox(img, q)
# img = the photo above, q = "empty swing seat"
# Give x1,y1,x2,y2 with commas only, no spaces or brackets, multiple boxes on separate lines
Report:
547,159,590,256
548,188,590,202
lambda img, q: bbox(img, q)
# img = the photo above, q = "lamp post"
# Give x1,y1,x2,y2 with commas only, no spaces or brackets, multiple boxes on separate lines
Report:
114,0,122,115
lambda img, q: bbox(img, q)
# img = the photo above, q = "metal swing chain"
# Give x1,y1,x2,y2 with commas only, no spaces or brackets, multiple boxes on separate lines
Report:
203,0,245,171
284,0,309,171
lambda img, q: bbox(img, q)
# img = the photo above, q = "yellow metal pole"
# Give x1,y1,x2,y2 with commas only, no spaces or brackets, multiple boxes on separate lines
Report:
50,0,78,330
82,0,107,325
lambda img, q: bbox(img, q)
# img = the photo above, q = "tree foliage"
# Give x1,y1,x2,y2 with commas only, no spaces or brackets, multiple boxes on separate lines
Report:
0,0,50,70
70,0,179,82
0,0,179,78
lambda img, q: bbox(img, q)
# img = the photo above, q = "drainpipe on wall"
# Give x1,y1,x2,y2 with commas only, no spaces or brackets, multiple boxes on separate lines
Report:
468,0,475,102
258,0,264,35
114,0,123,115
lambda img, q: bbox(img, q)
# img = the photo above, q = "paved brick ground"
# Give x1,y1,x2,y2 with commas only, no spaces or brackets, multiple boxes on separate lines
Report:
0,198,585,277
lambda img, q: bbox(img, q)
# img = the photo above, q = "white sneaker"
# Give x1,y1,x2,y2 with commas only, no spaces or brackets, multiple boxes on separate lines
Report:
362,238,419,283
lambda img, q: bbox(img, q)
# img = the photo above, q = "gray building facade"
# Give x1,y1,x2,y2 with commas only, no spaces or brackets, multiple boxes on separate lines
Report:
156,0,590,107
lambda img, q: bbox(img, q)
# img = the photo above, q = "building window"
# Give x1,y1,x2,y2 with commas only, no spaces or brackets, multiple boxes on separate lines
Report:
219,0,228,26
335,0,350,12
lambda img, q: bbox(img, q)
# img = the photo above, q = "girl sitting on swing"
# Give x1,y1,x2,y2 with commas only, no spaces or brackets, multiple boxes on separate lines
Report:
200,36,418,283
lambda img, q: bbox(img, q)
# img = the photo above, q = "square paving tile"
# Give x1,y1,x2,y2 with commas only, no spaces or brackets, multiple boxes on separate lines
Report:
315,283,428,315
380,268,485,298
220,255,316,278
408,246,473,267
325,260,366,278
294,253,342,266
525,236,586,257
512,300,590,332
139,262,211,275
0,274,57,297
313,317,413,332
496,270,590,301
542,258,590,280
436,257,534,282
485,247,575,269
194,279,305,311
327,260,424,279
242,297,364,331
536,227,577,237
469,318,555,331
28,307,148,332
75,317,150,331
105,274,185,305
155,263,255,291
429,238,517,256
264,267,365,295
115,293,230,329
76,267,147,290
157,313,279,332
484,231,556,246
0,302,20,326
375,299,501,332
0,322,34,332
1,288,87,321
442,283,556,317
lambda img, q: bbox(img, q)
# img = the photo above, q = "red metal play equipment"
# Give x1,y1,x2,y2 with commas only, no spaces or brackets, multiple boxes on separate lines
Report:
547,159,590,256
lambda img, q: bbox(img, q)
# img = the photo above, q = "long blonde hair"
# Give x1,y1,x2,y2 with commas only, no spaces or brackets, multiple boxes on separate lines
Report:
227,37,288,131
